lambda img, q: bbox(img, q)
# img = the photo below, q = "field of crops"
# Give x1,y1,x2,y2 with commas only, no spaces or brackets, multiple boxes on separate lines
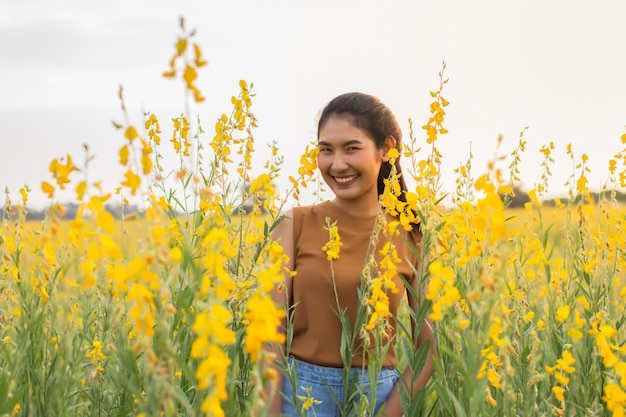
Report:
1,20,626,417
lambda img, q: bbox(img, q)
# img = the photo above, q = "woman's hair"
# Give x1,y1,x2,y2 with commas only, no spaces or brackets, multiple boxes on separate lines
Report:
317,92,408,198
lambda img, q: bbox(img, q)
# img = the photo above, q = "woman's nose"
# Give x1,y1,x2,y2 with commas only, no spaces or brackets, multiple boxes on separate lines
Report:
331,152,348,171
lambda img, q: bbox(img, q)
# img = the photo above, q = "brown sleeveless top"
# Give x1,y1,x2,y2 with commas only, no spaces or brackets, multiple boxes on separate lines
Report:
289,200,420,367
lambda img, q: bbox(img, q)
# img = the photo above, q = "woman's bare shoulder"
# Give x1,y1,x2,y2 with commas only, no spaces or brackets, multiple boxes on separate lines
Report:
271,209,294,239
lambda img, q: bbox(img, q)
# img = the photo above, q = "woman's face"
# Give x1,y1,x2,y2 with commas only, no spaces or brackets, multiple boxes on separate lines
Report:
317,115,389,208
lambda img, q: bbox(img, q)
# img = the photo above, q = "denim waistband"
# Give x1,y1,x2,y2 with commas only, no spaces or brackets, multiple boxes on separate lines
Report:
287,357,398,387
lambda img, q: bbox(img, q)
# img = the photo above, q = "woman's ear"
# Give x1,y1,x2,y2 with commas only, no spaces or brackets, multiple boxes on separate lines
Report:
381,136,397,161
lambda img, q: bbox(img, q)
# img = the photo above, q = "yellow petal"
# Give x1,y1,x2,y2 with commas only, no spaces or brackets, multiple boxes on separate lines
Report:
183,65,197,85
41,181,55,198
75,181,87,201
175,38,187,55
119,145,129,166
124,126,138,141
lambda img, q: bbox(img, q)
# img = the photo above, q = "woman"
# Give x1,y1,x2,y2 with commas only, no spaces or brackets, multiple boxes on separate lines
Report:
268,92,436,416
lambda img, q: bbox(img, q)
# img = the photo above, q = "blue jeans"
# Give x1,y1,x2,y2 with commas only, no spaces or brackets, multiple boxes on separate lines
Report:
281,358,400,417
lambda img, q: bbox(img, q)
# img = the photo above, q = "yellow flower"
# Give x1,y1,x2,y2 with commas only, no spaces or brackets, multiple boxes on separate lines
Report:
603,383,626,413
121,169,141,195
41,181,55,198
556,305,570,323
243,294,286,360
573,310,586,327
558,350,576,373
387,148,400,163
365,299,392,331
170,246,182,263
48,154,77,189
552,385,566,402
597,333,619,367
192,307,236,348
39,285,50,303
86,340,107,362
487,368,501,389
554,372,570,385
321,219,342,261
568,328,583,339
486,317,505,348
75,181,87,201
298,144,319,177
197,345,231,417
302,397,315,410
119,144,130,165
298,386,322,410
426,261,460,322
485,388,497,407
96,210,115,234
124,126,138,141
201,229,236,298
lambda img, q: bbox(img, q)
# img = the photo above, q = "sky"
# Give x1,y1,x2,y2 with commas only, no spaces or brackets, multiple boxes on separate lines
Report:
1,0,625,209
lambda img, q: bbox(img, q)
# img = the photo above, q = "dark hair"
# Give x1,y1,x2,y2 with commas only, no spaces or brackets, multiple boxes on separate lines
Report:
317,92,408,198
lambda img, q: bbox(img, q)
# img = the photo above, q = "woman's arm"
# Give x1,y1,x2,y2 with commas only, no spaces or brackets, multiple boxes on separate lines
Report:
381,266,437,417
264,210,295,416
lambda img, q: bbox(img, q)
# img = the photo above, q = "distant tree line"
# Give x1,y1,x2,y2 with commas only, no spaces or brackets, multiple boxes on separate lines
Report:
0,202,144,221
505,185,626,208
3,185,625,221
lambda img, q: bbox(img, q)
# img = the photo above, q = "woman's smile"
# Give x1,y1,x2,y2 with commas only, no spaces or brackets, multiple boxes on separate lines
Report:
333,174,359,184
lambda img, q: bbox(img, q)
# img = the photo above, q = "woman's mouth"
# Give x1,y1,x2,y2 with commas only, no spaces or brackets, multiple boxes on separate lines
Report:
334,174,358,184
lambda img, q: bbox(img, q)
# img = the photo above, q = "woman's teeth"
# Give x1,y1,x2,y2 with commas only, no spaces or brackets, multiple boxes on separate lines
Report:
335,175,358,183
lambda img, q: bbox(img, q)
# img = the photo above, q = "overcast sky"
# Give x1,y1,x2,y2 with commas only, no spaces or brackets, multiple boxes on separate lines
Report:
1,0,625,209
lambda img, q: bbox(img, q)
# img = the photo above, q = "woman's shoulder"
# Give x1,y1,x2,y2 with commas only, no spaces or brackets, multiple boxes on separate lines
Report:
274,202,320,226
292,200,332,217
272,202,331,248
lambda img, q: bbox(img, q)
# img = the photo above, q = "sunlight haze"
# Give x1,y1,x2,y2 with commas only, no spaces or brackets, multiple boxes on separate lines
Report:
1,0,625,209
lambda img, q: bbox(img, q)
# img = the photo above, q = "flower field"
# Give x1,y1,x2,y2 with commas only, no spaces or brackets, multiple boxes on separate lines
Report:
2,19,626,417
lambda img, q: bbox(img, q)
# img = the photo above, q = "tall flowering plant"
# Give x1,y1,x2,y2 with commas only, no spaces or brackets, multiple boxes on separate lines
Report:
2,17,626,417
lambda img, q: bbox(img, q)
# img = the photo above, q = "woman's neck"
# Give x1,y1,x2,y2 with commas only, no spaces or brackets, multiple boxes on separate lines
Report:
329,198,380,219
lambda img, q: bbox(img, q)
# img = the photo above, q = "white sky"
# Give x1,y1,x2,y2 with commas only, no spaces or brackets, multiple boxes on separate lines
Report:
1,0,625,209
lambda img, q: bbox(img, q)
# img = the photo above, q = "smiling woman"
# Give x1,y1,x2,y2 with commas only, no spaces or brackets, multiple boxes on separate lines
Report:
267,92,436,417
